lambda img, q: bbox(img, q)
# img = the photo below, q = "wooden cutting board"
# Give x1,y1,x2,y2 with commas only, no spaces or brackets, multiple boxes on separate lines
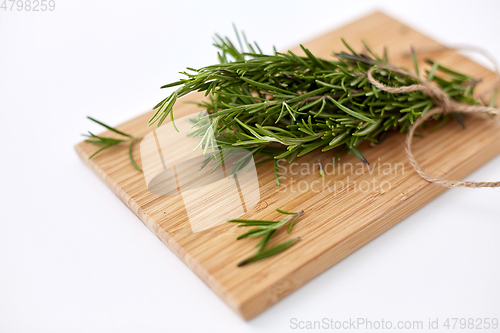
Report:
74,11,500,320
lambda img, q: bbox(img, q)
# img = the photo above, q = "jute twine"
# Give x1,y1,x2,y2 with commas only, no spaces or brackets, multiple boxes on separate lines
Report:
366,61,500,188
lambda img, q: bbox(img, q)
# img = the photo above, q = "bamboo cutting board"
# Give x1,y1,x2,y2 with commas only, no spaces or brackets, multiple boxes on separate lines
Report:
75,11,500,320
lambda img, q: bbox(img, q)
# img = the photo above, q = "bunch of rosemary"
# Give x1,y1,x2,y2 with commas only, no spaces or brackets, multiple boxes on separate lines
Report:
150,28,478,168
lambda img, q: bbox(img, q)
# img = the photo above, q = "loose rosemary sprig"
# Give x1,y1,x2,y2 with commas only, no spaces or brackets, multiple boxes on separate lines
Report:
228,208,303,266
83,116,142,171
152,28,479,168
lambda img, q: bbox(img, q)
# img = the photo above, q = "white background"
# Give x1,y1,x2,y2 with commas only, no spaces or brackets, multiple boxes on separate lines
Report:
1,1,500,332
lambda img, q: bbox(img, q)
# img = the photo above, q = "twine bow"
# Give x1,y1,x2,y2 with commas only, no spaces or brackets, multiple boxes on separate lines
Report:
366,64,500,188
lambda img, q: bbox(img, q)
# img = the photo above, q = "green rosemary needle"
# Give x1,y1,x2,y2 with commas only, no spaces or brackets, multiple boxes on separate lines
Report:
274,159,281,186
237,238,301,267
229,208,304,266
318,159,325,177
83,116,142,171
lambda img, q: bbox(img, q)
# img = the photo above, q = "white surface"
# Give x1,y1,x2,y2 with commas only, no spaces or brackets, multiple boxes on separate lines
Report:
1,1,500,332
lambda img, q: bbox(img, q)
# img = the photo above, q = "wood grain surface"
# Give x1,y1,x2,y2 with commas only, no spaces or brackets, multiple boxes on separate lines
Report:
74,11,500,320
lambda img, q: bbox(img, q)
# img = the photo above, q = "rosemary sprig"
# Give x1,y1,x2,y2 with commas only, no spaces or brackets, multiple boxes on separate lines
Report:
229,208,304,266
152,29,479,168
83,116,142,171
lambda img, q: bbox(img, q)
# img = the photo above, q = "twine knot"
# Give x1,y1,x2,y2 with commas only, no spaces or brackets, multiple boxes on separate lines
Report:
366,65,500,188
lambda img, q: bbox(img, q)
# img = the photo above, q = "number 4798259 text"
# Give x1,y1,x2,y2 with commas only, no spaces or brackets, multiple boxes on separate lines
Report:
1,0,55,11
